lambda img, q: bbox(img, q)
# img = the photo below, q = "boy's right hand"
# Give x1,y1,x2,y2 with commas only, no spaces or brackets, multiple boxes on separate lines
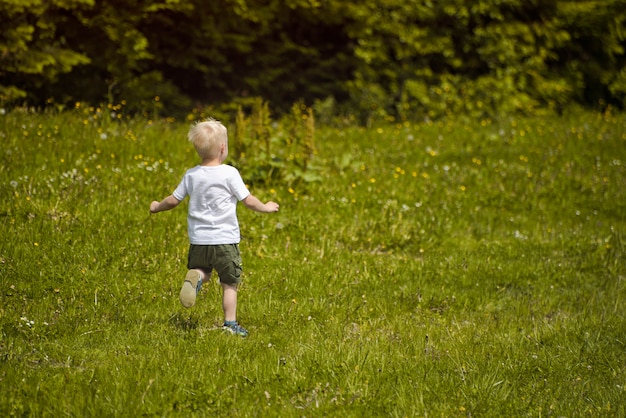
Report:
150,195,182,214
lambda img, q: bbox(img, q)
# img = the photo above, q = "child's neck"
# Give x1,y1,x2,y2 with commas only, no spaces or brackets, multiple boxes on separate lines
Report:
200,158,221,166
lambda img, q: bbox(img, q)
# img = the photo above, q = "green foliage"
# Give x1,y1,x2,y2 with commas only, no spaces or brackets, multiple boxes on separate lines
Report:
0,0,92,102
342,0,626,122
1,0,625,119
0,109,625,416
556,0,626,105
609,67,626,106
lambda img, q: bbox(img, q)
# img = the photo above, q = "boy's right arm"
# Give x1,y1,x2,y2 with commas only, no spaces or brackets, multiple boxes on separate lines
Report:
150,195,181,213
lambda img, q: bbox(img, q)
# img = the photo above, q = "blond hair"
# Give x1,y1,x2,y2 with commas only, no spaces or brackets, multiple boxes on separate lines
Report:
187,118,228,160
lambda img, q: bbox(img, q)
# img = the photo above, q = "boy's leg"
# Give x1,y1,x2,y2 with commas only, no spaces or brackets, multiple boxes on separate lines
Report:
221,283,248,337
215,244,247,336
214,244,243,322
221,283,238,322
184,244,214,308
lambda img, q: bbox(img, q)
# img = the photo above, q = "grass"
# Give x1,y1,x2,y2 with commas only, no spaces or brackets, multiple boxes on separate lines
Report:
1,106,625,416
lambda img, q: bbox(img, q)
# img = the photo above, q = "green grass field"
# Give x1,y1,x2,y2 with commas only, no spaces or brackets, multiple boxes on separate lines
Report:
1,107,625,416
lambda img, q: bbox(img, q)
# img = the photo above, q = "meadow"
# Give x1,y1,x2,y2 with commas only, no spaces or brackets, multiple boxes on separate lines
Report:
1,106,625,417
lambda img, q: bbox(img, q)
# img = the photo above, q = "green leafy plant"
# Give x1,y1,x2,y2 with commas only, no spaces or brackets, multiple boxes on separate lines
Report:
229,98,320,187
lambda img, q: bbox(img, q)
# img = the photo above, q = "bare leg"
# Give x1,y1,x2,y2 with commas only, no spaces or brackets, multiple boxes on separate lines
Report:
221,283,238,322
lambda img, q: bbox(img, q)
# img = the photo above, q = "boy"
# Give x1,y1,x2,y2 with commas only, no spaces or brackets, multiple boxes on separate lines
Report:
150,118,279,337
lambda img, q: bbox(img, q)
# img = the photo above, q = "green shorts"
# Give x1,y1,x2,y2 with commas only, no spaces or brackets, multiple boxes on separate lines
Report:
187,244,243,285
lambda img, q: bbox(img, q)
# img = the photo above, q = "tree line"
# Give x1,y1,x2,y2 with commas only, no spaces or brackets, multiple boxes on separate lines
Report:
2,0,625,122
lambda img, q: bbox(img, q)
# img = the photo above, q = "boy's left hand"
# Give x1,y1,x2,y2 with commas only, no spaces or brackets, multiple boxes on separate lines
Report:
265,201,280,212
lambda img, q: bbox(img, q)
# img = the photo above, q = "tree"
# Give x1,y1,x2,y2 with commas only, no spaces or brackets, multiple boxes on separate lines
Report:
1,0,625,118
0,0,92,104
554,0,626,106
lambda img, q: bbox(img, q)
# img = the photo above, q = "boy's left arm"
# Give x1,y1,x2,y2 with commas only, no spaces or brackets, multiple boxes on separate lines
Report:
242,194,279,213
150,195,181,213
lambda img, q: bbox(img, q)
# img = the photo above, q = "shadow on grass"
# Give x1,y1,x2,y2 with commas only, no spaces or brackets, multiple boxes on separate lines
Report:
168,312,199,331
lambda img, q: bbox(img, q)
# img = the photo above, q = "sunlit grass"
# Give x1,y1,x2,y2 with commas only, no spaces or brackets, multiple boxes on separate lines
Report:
1,107,625,416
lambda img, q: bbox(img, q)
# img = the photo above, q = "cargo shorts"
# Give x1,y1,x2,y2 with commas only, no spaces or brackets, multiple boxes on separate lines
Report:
187,243,243,285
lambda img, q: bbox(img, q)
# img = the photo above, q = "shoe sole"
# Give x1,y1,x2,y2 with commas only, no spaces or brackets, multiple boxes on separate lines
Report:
180,270,201,308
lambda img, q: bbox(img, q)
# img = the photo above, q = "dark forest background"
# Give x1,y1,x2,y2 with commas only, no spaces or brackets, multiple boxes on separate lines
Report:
2,0,625,122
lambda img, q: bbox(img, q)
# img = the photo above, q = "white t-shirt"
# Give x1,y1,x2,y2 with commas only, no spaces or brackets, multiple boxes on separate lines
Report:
172,165,250,245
